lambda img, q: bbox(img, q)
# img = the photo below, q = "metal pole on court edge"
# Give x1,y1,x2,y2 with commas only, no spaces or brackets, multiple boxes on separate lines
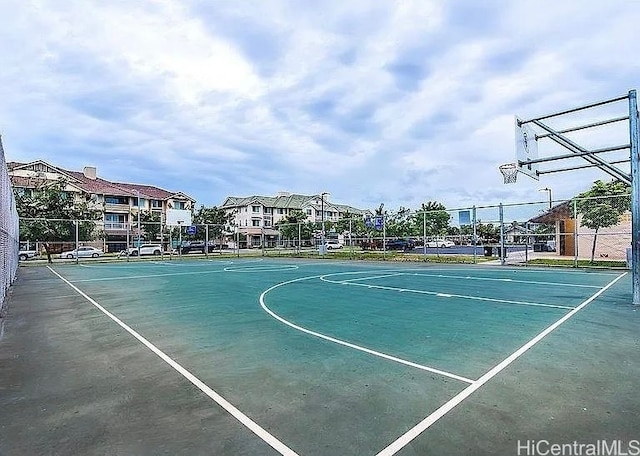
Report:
628,89,640,305
126,217,130,262
573,199,578,268
472,206,477,264
75,220,79,264
423,210,427,256
499,203,505,265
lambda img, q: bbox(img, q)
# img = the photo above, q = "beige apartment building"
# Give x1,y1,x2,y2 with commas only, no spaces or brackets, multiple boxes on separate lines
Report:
221,192,369,247
8,160,194,252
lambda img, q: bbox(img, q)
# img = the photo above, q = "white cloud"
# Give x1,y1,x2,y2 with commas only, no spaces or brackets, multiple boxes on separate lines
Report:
1,0,639,215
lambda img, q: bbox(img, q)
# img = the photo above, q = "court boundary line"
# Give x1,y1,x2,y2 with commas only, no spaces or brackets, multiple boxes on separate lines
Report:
72,269,229,282
408,272,602,289
336,270,602,289
375,271,628,456
321,275,574,310
47,266,299,456
259,274,475,384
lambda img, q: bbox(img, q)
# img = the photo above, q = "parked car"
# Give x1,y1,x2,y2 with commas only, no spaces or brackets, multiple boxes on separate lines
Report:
325,240,343,250
425,239,455,248
177,241,228,254
178,241,206,254
59,246,104,259
18,249,38,261
124,244,163,256
386,239,415,250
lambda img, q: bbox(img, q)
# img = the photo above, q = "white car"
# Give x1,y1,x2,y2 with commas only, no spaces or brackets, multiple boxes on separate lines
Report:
425,240,455,248
19,249,38,261
59,246,104,259
124,244,163,256
325,240,344,250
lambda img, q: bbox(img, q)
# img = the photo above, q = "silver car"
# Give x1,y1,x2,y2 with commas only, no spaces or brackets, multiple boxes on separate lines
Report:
59,246,104,259
125,244,163,256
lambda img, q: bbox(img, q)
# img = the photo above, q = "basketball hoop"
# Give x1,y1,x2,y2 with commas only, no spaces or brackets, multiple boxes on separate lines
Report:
499,162,519,184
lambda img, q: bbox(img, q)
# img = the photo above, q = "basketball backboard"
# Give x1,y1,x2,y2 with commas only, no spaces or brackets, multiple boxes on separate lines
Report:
515,116,539,180
166,208,192,227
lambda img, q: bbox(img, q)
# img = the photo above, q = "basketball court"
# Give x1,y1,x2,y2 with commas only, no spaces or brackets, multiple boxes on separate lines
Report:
1,258,638,455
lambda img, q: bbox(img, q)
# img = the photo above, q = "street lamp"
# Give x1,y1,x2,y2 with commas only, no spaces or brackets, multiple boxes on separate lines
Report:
539,187,552,210
136,190,141,248
176,220,184,257
320,192,328,251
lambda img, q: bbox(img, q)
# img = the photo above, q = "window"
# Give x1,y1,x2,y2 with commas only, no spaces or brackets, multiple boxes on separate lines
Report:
174,201,186,210
105,196,128,205
264,220,272,227
306,209,312,216
264,208,272,214
252,205,261,213
105,214,125,222
278,208,285,214
252,219,261,227
151,199,162,208
104,214,126,230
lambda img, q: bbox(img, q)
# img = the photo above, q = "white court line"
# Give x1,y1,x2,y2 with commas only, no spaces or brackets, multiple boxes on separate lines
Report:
73,269,229,282
409,272,602,288
224,265,300,272
259,275,475,384
340,270,601,289
376,271,627,456
47,266,299,456
322,277,574,310
341,273,406,283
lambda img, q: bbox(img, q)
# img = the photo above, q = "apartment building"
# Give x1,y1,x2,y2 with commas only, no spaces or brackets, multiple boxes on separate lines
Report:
8,160,194,252
220,191,369,247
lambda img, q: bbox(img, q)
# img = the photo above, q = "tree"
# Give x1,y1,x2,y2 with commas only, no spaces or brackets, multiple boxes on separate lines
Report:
275,210,312,243
139,210,161,242
574,179,631,263
192,205,235,242
475,221,499,243
385,206,413,238
411,202,450,237
334,211,366,239
14,178,102,244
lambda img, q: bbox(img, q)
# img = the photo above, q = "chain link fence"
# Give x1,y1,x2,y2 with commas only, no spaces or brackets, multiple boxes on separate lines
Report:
1,136,19,307
14,194,632,268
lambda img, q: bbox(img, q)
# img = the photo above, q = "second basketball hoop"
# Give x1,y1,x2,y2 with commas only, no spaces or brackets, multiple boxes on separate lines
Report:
499,162,519,184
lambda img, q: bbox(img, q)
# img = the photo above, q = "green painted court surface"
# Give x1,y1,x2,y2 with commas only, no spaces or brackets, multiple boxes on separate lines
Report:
3,258,639,455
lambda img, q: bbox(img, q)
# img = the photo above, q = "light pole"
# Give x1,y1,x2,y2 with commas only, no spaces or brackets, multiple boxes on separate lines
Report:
539,187,552,210
177,220,183,257
320,192,328,252
136,190,141,248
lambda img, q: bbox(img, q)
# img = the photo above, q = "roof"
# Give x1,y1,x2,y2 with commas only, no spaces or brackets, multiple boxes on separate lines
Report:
528,201,572,224
8,160,194,201
221,193,369,214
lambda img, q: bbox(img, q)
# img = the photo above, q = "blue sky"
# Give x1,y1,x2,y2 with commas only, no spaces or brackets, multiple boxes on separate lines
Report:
1,0,639,214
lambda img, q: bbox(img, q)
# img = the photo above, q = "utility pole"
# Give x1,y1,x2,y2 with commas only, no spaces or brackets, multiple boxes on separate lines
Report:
320,192,328,253
136,190,141,247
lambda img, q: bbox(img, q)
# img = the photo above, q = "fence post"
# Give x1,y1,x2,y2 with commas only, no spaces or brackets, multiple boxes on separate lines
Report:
573,199,578,268
499,203,505,265
75,220,79,264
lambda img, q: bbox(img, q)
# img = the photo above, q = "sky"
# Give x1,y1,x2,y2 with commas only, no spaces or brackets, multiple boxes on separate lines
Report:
1,0,639,216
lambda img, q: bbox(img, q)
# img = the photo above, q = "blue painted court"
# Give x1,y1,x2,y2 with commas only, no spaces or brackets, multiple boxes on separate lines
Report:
1,258,638,455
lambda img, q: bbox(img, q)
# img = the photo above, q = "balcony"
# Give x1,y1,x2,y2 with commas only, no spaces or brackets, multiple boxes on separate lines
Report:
103,222,130,232
104,202,131,213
